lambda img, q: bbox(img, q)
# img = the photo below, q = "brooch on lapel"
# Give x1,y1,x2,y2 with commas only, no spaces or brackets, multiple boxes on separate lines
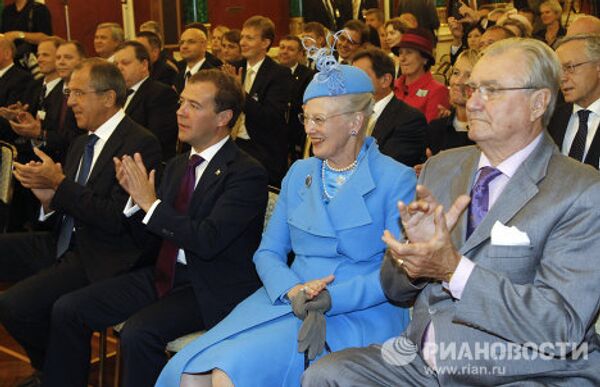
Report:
305,174,312,188
215,169,221,176
251,93,259,102
416,89,429,97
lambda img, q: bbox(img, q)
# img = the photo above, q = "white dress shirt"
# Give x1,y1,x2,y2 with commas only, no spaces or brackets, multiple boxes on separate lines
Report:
39,110,126,220
237,57,266,140
124,77,149,110
561,98,600,167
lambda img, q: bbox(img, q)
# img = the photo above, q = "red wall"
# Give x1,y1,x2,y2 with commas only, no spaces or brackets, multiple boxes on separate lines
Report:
4,0,289,54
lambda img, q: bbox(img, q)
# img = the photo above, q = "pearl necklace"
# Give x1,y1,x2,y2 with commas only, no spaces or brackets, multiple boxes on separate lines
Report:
323,159,357,172
322,159,358,200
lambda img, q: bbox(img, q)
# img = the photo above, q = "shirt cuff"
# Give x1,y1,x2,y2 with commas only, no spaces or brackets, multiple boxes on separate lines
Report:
442,256,475,300
38,206,55,221
123,197,141,217
142,199,161,224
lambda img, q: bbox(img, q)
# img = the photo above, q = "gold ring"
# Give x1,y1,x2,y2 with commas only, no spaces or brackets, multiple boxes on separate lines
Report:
398,258,404,266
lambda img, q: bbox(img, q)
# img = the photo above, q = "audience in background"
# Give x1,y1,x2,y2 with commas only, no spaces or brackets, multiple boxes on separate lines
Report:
479,25,516,50
210,24,230,61
534,0,565,46
426,48,478,158
94,22,124,61
225,15,291,186
136,31,179,88
566,14,600,35
114,41,179,161
393,28,449,122
549,34,600,169
278,35,314,161
174,27,220,94
352,47,427,166
220,29,243,64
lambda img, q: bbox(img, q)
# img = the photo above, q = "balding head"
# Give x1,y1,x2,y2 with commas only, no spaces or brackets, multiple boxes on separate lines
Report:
567,15,600,36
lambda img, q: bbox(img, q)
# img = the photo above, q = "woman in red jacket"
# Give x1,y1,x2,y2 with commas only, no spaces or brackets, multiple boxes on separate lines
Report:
393,28,449,122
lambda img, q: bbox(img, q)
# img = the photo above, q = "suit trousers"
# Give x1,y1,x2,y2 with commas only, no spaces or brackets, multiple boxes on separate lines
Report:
301,344,439,387
0,231,56,282
0,249,89,370
43,264,204,387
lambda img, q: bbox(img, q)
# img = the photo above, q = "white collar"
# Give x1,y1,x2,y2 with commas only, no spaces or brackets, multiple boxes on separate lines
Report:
246,57,266,74
290,63,299,74
573,98,600,117
90,109,126,142
129,76,149,93
44,77,62,96
373,92,394,117
186,58,206,75
0,63,15,78
191,135,230,163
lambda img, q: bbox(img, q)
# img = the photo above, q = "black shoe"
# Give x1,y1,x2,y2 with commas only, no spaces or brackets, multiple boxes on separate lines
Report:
15,371,43,387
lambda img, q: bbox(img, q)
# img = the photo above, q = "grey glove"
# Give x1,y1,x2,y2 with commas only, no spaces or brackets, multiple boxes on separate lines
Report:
291,290,332,360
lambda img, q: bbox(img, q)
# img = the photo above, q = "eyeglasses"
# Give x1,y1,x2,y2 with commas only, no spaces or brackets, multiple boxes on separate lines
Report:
561,60,594,74
298,111,357,127
464,83,538,101
63,88,109,98
338,34,360,46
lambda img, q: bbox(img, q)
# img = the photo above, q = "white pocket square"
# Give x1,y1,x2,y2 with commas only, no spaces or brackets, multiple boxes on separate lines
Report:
490,221,530,246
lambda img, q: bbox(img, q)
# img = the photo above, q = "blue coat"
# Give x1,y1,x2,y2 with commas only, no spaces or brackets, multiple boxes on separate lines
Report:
156,138,416,387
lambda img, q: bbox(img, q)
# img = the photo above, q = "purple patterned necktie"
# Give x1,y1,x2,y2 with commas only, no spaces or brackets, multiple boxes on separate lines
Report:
154,154,204,297
466,166,502,238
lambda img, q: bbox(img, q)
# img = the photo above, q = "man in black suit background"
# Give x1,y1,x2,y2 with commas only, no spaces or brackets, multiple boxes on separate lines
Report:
302,0,340,31
174,27,221,94
41,69,267,387
225,15,291,186
277,35,315,161
0,58,162,387
549,34,600,169
0,36,64,232
114,40,179,161
136,31,178,88
352,48,427,166
0,34,33,140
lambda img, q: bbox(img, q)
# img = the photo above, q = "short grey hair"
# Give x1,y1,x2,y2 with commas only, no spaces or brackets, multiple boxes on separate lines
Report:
74,58,127,107
337,93,375,133
97,22,125,43
482,38,560,127
555,34,600,62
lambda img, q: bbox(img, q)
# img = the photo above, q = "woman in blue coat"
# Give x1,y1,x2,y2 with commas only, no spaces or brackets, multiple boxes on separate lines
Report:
156,52,416,387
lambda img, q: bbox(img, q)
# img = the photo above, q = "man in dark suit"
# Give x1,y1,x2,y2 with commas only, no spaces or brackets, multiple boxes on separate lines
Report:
303,0,342,31
0,36,65,232
353,48,427,166
228,16,292,186
114,40,179,161
174,27,221,94
40,69,267,387
136,31,178,88
0,58,162,387
549,34,600,170
278,35,315,161
0,34,33,140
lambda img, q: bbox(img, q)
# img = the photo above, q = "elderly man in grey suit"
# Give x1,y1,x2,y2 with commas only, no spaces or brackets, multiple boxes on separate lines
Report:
303,38,600,386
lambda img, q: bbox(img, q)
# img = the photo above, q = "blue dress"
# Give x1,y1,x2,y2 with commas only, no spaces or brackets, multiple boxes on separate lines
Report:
156,137,416,387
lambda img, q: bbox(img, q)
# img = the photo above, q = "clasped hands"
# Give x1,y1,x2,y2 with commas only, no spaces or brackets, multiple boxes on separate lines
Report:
113,153,157,212
0,103,43,139
382,185,471,282
13,147,65,210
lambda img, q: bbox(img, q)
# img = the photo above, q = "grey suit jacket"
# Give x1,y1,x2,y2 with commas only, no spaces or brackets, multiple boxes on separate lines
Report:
381,132,600,385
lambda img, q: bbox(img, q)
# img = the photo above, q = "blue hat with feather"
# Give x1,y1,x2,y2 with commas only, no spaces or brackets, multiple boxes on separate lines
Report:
302,30,374,103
